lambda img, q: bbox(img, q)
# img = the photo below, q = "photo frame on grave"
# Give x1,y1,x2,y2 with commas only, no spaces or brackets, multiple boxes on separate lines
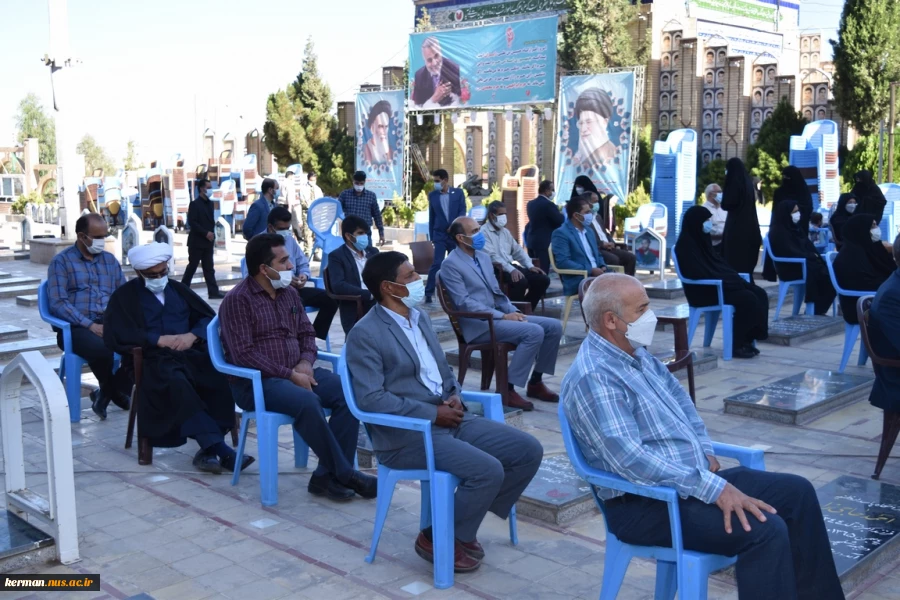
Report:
215,217,233,258
121,219,139,266
153,225,176,277
631,228,665,278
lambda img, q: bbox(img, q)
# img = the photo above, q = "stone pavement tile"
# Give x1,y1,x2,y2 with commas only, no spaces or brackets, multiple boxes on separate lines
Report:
477,539,530,568
240,550,312,578
142,538,207,564
291,576,389,600
457,567,533,596
100,550,165,578
169,551,235,578
192,565,272,595
186,523,248,551
497,553,569,582
149,578,217,600
535,565,606,598
269,561,334,591
121,497,170,518
209,536,272,560
523,537,598,567
115,564,189,593
348,559,421,586
258,522,330,548
101,516,158,539
222,579,291,600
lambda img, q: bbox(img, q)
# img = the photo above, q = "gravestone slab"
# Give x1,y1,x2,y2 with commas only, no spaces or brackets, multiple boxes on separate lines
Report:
15,295,38,307
0,325,28,342
761,315,844,346
653,348,719,380
0,337,60,361
724,369,873,425
816,475,900,588
0,272,11,278
644,278,684,300
0,276,40,287
0,284,40,299
517,454,595,524
445,334,585,369
0,511,54,572
534,296,580,320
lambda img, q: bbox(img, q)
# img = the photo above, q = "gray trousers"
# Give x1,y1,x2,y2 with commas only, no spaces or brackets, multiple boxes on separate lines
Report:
377,416,543,542
471,315,562,387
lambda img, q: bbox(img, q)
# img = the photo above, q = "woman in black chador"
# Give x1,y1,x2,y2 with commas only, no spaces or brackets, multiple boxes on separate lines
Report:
833,213,895,324
722,158,762,282
852,170,888,225
763,166,815,281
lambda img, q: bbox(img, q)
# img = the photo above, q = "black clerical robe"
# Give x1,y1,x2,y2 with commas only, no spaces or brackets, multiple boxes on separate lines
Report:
103,278,234,446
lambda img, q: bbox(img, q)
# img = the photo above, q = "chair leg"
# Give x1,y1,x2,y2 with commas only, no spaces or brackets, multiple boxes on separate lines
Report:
325,334,332,353
702,311,720,348
561,296,575,333
687,309,702,347
125,385,138,450
687,361,696,404
231,412,240,447
839,324,859,373
431,472,457,590
257,418,281,506
231,414,251,486
138,437,153,465
775,283,789,321
599,538,632,600
508,505,518,546
420,481,432,532
480,351,495,391
858,336,869,366
721,307,733,361
367,466,398,563
678,557,710,600
457,345,470,386
654,560,677,600
65,355,83,423
873,411,900,480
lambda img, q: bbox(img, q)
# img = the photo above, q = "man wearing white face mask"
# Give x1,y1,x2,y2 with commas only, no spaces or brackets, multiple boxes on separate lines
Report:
482,201,550,310
220,234,376,501
48,213,131,420
563,273,844,600
104,243,247,473
703,183,727,253
347,252,542,570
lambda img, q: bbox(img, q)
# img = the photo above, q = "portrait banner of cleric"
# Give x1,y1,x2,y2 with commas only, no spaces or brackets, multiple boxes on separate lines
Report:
411,36,462,109
362,99,395,168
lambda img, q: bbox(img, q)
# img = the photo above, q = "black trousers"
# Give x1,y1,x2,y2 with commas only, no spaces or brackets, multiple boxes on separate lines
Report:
604,467,844,600
57,325,132,399
231,369,358,482
502,266,551,310
299,286,338,341
181,245,219,296
600,248,637,276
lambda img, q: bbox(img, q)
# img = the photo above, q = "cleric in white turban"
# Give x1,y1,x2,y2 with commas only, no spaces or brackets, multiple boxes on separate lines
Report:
104,243,253,473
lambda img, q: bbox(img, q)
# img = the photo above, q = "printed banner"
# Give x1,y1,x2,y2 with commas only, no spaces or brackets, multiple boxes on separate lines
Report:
422,0,568,27
355,90,405,201
408,17,558,110
554,72,636,204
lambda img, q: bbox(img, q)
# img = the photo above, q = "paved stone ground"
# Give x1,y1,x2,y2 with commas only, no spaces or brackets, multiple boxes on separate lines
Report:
1,233,899,599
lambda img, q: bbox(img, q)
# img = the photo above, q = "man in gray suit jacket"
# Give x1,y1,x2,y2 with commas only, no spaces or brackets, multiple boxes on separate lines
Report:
346,252,542,573
439,217,563,411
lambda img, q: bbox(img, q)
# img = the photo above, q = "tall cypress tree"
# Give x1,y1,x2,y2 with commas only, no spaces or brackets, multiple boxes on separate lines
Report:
830,0,900,136
559,0,648,72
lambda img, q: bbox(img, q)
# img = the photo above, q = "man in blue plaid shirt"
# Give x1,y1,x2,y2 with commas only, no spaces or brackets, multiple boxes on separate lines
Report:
561,273,843,600
338,171,384,245
47,214,131,419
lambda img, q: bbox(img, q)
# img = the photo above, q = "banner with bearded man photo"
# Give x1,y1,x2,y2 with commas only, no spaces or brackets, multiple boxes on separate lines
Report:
555,72,636,205
355,90,405,201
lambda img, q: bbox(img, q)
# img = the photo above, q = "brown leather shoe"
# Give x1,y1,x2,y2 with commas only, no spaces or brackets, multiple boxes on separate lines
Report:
505,390,535,411
458,538,484,560
414,531,481,572
526,381,559,402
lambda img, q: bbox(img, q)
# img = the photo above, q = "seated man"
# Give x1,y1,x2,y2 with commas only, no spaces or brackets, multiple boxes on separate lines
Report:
585,192,637,276
47,213,131,419
104,243,251,474
550,196,607,299
220,233,376,501
240,206,338,341
562,273,844,600
347,252,543,572
326,215,379,333
482,200,551,310
440,216,562,411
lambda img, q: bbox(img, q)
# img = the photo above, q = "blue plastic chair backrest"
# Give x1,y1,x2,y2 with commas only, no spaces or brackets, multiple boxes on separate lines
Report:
469,206,487,223
38,280,67,329
557,403,609,518
825,250,873,297
308,197,343,236
414,211,429,225
206,316,265,414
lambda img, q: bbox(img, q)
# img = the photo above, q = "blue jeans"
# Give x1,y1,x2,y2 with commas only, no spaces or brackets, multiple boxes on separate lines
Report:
230,369,358,482
604,467,844,600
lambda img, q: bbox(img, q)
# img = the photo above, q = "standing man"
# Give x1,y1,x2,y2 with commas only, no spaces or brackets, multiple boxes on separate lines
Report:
295,172,322,252
282,167,296,208
525,180,564,273
338,171,384,247
424,169,466,304
703,183,727,255
47,213,131,420
182,178,224,300
482,201,550,310
243,177,279,240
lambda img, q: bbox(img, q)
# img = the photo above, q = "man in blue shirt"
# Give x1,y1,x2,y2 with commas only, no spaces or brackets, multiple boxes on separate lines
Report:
562,273,843,600
47,213,130,419
338,171,384,245
242,177,279,240
424,168,466,303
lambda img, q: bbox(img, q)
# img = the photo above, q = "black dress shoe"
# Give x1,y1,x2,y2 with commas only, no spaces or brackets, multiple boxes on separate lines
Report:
308,474,355,501
208,292,226,300
220,454,256,472
91,389,110,420
192,450,224,474
424,296,433,304
749,345,761,356
732,347,757,359
345,470,378,499
110,391,131,411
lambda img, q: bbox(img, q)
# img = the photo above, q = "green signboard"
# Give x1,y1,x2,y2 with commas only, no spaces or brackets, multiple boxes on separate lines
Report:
694,0,778,22
430,0,568,27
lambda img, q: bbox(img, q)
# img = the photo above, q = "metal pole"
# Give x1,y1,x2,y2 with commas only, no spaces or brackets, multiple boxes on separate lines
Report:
888,82,897,183
877,118,885,184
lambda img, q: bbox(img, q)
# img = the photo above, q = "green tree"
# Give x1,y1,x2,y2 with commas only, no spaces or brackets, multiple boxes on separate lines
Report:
123,140,142,171
76,134,115,176
14,93,56,165
843,129,900,181
746,98,807,202
830,0,900,136
559,0,648,72
634,124,653,193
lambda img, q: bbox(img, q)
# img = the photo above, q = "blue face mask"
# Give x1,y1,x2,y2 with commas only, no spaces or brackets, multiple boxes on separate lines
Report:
581,212,594,227
468,232,486,251
354,234,369,252
702,220,713,234
393,278,425,308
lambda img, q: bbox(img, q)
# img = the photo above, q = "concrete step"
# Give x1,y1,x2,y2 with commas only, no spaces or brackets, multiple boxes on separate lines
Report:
0,324,29,342
16,295,37,307
0,276,41,288
0,284,40,299
0,250,30,262
0,337,61,361
0,272,12,278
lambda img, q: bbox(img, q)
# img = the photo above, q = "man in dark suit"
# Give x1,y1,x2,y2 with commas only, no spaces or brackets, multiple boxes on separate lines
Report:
868,234,900,478
242,178,278,240
424,169,466,303
181,178,223,299
412,37,462,108
325,215,379,333
525,180,564,273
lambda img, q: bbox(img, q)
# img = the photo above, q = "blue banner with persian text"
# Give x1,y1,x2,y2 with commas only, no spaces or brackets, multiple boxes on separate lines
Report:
355,90,405,201
408,16,558,110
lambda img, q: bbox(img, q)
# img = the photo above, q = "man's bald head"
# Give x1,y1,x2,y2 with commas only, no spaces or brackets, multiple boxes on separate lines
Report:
582,273,651,353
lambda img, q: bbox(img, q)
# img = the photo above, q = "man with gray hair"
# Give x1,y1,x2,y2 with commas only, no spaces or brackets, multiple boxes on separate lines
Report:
561,273,844,600
866,232,900,478
703,183,726,252
412,36,461,108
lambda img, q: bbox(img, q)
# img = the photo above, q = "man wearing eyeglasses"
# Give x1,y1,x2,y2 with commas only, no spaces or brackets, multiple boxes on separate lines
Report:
103,242,253,474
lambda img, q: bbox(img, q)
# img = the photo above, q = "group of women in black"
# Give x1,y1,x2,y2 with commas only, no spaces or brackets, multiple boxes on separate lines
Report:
675,158,894,359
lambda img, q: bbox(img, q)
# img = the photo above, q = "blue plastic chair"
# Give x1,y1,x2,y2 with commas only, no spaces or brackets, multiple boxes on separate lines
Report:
764,235,815,320
413,210,430,241
824,251,871,373
307,197,344,264
337,347,518,590
206,316,341,506
671,248,747,361
239,258,331,352
558,404,766,600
